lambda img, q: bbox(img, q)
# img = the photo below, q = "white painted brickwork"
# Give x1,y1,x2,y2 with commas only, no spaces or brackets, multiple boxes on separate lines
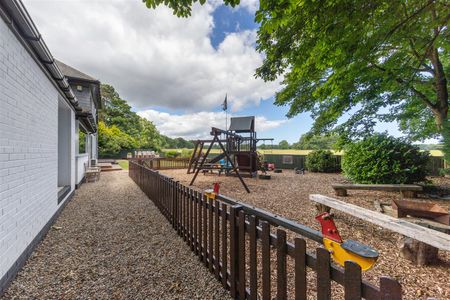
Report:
0,18,73,279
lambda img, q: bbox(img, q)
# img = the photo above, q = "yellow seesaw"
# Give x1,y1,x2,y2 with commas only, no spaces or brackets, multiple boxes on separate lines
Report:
316,212,379,271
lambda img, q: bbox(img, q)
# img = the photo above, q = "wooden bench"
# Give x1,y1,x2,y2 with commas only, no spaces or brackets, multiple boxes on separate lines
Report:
310,194,450,265
332,183,423,198
85,163,101,182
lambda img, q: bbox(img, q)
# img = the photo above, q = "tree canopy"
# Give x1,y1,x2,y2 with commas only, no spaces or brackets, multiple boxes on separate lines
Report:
101,84,142,137
98,84,194,157
293,134,339,150
255,0,448,142
278,140,290,149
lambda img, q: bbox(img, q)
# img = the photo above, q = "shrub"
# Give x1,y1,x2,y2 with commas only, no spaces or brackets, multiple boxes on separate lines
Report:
180,149,194,158
342,134,430,184
164,150,180,158
439,168,450,176
305,150,339,173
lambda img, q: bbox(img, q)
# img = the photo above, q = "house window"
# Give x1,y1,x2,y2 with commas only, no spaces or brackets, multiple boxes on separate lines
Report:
282,155,293,165
58,98,72,203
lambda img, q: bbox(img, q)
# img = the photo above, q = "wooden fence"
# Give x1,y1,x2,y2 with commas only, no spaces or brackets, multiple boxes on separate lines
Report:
262,154,342,172
129,161,402,299
131,157,190,170
203,153,445,175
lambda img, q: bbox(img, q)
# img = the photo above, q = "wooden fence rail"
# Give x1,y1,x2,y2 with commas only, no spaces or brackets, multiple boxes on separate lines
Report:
131,157,190,170
129,161,402,299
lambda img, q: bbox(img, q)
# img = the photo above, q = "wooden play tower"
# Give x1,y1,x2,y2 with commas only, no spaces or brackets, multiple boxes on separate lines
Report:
187,116,273,192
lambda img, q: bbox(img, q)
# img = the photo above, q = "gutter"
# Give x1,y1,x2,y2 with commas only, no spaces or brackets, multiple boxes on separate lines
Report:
0,0,81,111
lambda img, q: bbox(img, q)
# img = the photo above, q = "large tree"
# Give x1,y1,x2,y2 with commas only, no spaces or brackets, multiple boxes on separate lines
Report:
101,84,142,137
143,0,449,147
278,140,290,149
255,0,449,143
99,83,194,154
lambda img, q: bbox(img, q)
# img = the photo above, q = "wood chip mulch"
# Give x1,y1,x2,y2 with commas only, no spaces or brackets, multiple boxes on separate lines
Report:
2,171,231,300
161,169,450,300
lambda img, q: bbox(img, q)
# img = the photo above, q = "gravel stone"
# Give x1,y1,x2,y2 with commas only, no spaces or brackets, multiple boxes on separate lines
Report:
2,171,231,300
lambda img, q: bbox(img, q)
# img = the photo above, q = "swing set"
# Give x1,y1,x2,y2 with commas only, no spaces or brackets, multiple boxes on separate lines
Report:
187,116,273,193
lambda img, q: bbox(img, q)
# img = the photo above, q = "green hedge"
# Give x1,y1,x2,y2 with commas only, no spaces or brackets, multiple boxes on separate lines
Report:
305,150,339,173
342,134,430,184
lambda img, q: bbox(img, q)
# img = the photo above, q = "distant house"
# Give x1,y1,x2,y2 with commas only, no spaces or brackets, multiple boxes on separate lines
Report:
0,0,101,293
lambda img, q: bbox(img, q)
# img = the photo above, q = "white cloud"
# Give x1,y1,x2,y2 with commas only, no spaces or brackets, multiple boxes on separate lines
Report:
138,110,286,140
239,0,260,12
23,0,278,112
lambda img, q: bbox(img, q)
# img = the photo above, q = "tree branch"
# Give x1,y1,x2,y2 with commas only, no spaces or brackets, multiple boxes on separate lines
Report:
371,63,436,109
378,0,434,48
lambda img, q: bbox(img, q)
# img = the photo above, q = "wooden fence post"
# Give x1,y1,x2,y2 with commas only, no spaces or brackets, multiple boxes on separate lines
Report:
214,200,220,280
221,202,228,289
238,210,246,299
277,229,287,300
209,197,214,272
294,238,307,300
380,277,402,300
316,248,331,300
344,261,362,300
249,215,257,300
261,221,271,300
230,206,240,298
194,191,199,255
203,194,208,267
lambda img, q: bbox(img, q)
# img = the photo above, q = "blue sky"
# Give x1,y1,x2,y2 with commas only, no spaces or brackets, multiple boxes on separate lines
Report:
211,5,259,48
23,0,413,144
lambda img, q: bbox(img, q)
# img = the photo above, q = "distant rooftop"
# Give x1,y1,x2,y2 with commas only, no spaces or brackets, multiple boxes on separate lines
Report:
55,60,99,83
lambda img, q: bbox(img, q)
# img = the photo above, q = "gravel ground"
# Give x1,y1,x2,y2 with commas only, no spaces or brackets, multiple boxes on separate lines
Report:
161,169,450,300
2,170,230,300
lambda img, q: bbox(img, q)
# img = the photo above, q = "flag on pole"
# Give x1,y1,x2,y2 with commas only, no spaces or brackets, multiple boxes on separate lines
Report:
222,94,227,111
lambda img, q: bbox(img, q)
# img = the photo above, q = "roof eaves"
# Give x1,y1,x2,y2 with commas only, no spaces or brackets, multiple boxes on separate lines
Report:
0,0,80,111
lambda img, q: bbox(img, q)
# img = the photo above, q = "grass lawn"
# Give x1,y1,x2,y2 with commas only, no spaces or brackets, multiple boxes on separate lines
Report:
117,160,129,170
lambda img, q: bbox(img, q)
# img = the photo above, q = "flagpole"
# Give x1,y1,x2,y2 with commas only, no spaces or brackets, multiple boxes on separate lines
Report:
224,94,228,169
225,93,228,131
226,108,228,131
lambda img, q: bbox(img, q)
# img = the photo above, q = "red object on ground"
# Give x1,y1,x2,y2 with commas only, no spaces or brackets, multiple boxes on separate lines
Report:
315,212,343,243
267,163,275,170
213,182,220,194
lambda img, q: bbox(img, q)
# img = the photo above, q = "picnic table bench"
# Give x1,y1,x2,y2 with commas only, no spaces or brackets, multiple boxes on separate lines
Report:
332,183,423,198
310,194,450,265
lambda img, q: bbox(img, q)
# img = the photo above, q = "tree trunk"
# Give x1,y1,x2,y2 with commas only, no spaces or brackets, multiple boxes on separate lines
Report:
429,46,449,165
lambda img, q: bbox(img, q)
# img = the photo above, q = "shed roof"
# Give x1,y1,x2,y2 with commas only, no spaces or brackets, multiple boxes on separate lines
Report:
229,116,255,133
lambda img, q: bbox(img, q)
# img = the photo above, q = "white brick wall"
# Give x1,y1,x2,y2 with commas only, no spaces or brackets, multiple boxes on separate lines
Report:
0,17,75,279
